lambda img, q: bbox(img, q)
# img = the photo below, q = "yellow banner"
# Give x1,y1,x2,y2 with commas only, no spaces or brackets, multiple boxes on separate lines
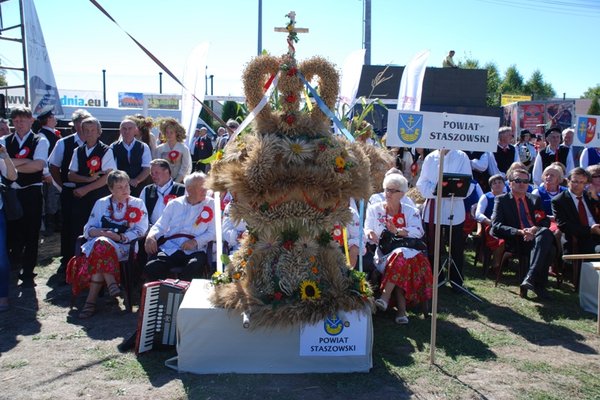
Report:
501,94,532,106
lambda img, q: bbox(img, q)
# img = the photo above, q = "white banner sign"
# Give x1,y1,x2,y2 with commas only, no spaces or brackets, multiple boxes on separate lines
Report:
574,114,600,147
299,310,368,356
386,110,500,152
23,0,63,117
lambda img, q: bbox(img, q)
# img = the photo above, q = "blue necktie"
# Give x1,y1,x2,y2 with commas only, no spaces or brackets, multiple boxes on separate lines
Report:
518,198,531,228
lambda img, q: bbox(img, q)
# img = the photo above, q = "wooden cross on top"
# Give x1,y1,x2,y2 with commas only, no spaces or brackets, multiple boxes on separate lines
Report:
274,11,308,57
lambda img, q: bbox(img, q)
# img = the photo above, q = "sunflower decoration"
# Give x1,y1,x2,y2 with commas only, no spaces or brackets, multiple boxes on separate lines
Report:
350,270,373,298
299,280,321,301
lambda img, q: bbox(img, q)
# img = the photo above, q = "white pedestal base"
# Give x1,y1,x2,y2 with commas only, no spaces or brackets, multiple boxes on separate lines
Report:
171,280,373,374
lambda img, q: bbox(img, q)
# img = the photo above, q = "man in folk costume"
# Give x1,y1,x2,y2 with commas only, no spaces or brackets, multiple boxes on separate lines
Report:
516,129,537,172
67,117,116,242
487,126,520,180
111,119,151,197
144,172,216,281
562,128,582,168
140,159,186,226
491,168,554,300
532,127,574,187
36,106,62,235
4,106,49,288
190,126,213,173
416,149,473,292
48,109,91,271
578,145,600,170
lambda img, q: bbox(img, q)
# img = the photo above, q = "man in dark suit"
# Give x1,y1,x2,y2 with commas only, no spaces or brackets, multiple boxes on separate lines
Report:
191,126,213,173
552,167,600,255
491,168,555,299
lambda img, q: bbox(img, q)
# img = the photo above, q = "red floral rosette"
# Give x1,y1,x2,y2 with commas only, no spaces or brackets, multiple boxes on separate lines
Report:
332,224,344,246
163,194,177,205
194,205,214,226
125,206,143,224
15,146,30,159
534,210,546,224
392,213,406,228
167,150,180,163
86,156,102,175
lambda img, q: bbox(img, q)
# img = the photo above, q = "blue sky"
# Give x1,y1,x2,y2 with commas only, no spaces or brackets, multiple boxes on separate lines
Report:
1,0,599,105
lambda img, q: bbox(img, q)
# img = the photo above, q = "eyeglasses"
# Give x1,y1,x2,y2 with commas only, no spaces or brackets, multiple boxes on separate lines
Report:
569,180,588,185
384,188,402,194
592,175,600,179
510,178,529,184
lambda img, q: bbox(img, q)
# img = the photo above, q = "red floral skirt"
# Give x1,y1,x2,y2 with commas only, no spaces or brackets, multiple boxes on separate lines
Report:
381,251,433,305
66,239,120,296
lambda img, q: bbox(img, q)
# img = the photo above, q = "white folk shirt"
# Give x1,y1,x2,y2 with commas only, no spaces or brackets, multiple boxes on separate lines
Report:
140,179,177,225
69,144,117,173
417,149,473,225
364,200,424,260
148,196,216,255
81,195,149,261
222,202,247,252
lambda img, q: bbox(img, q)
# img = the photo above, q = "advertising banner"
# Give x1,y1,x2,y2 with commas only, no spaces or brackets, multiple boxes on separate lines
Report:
574,114,600,147
300,310,369,356
545,101,574,132
501,94,531,106
23,0,64,116
386,110,499,151
519,103,545,136
118,92,144,108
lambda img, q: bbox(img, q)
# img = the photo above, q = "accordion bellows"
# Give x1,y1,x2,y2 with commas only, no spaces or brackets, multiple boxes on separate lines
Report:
207,54,374,328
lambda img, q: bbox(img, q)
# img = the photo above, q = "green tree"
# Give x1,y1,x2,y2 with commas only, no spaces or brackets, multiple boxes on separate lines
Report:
458,58,480,69
582,84,600,99
484,62,501,107
221,100,246,123
523,70,555,100
588,95,600,115
500,65,524,95
199,106,213,129
0,69,6,87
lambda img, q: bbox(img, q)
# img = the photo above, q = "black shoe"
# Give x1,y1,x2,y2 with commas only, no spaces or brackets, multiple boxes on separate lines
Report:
520,280,534,298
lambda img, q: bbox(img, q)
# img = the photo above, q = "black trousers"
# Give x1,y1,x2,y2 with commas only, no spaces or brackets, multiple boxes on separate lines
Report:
525,227,555,288
7,186,42,280
145,250,208,282
59,187,75,266
425,222,465,286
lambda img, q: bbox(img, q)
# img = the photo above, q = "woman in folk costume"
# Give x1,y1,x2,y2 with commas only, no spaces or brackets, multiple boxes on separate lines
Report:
365,173,432,324
67,170,148,319
155,118,192,183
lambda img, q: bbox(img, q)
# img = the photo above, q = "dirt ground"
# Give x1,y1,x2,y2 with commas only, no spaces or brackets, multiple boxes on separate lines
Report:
1,233,599,400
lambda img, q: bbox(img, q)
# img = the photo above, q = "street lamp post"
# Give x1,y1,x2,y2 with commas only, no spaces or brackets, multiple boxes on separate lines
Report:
102,69,107,107
159,72,163,94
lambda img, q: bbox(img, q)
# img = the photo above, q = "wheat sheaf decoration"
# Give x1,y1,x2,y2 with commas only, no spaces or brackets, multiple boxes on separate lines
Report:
207,12,373,328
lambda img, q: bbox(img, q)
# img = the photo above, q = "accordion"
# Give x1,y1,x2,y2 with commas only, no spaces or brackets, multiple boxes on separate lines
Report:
135,279,190,354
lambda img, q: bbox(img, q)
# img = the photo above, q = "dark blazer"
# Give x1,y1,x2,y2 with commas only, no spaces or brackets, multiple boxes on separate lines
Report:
551,190,600,254
491,192,550,251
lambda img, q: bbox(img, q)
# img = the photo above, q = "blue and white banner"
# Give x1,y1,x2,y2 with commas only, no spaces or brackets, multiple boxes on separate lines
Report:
299,310,369,356
23,0,63,116
397,50,430,111
574,114,600,147
181,42,209,148
386,110,499,152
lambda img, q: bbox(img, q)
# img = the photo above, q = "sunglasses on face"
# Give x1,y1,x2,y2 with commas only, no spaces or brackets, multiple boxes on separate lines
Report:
510,178,529,184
